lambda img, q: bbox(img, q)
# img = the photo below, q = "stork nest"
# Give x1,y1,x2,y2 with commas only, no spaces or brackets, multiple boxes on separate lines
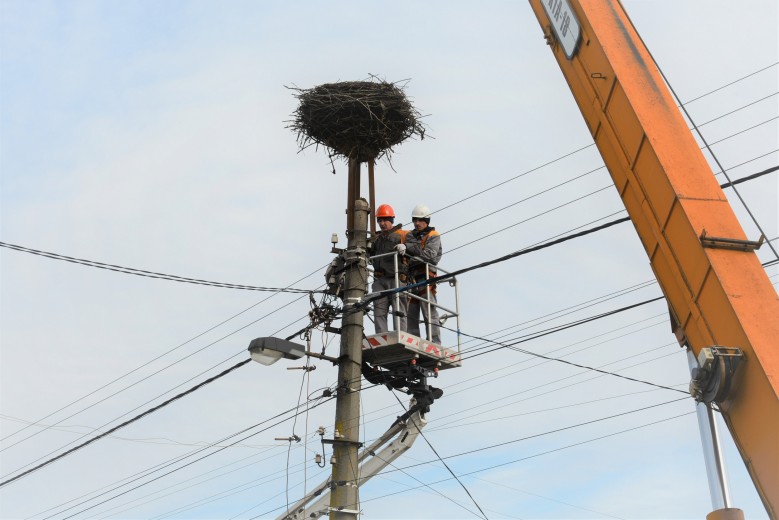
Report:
287,79,425,163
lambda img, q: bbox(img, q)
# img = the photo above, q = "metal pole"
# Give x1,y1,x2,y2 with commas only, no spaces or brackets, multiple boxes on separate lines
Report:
330,159,368,519
393,253,400,332
368,159,376,237
686,348,733,511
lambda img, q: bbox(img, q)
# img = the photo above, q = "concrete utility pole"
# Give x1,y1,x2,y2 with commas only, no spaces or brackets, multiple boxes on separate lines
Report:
330,159,369,519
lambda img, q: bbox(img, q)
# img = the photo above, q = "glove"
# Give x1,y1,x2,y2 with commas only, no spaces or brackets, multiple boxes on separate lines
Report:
395,243,407,256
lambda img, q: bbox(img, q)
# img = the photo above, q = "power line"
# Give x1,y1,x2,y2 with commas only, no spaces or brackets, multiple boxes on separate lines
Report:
44,288,676,520
401,163,778,296
423,62,778,222
137,152,776,512
456,297,664,359
455,319,684,396
363,334,487,520
1,292,314,458
360,411,693,508
0,359,252,489
441,165,606,238
9,57,776,520
681,62,778,105
0,241,321,293
619,8,779,263
695,91,778,127
402,398,688,469
253,407,692,518
2,267,328,454
19,100,779,520
430,142,597,218
444,150,777,254
34,385,346,520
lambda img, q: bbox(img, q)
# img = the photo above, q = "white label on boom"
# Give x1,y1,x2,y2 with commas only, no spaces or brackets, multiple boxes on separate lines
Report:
541,0,582,60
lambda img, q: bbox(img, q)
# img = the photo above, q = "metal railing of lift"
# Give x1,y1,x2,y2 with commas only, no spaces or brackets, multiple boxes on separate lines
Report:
367,251,461,355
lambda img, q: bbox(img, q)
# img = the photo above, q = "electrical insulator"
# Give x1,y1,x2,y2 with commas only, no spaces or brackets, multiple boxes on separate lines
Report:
330,456,337,465
315,454,322,465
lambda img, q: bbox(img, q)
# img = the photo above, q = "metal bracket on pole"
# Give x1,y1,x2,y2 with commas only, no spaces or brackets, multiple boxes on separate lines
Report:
699,230,765,251
327,507,361,517
322,438,364,448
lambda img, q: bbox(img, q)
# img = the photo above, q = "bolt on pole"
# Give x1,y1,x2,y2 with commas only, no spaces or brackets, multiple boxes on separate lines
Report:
330,158,369,519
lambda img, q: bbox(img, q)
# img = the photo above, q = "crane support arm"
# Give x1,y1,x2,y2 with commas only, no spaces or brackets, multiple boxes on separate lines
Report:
528,0,779,516
278,411,427,520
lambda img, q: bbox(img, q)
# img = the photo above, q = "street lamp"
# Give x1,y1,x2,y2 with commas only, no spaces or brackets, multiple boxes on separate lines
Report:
248,337,339,365
248,337,306,365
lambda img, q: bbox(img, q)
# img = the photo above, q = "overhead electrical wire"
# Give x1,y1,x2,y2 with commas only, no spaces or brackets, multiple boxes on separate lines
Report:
439,92,777,243
94,442,290,520
10,66,772,520
695,91,778,127
454,297,666,360
362,334,491,520
3,306,314,483
255,407,693,519
0,241,321,293
448,316,674,400
33,384,352,520
680,61,778,105
0,290,317,457
183,157,772,512
22,300,342,516
620,11,779,262
165,338,685,520
359,411,695,508
705,116,778,148
21,165,772,512
54,383,367,520
444,152,777,255
0,359,252,489
422,61,778,222
366,163,778,304
84,316,688,520
430,349,685,437
51,284,672,516
392,398,688,473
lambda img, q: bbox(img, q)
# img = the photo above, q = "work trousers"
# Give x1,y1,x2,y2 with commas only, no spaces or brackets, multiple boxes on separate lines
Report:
372,276,406,334
407,289,441,344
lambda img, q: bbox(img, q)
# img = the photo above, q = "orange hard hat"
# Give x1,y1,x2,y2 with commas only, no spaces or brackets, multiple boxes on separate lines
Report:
376,204,395,218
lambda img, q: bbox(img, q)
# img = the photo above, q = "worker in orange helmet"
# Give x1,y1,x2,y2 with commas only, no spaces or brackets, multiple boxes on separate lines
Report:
404,204,442,344
370,204,408,334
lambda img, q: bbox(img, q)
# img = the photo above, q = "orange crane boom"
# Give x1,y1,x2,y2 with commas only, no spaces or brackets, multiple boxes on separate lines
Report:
528,0,779,516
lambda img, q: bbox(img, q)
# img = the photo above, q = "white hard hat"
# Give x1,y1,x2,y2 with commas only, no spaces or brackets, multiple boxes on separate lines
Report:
411,204,431,219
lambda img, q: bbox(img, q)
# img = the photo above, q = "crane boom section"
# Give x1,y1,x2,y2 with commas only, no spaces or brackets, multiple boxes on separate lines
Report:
528,0,779,515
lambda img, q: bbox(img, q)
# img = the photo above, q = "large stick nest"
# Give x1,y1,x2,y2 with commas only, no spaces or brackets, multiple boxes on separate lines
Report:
288,79,425,163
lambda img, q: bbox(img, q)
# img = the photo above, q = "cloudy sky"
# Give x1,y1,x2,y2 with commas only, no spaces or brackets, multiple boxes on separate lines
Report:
1,1,777,519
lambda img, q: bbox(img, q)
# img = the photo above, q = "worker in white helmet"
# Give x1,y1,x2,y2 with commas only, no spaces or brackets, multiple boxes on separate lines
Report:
404,204,442,344
371,204,408,334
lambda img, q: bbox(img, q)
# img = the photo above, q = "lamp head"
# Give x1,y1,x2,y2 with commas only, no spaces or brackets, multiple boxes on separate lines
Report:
248,337,306,366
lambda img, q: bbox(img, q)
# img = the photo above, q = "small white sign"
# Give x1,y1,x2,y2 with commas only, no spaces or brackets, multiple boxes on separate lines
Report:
541,0,582,59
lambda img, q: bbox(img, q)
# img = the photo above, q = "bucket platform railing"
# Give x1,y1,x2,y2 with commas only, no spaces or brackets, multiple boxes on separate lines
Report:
364,251,461,371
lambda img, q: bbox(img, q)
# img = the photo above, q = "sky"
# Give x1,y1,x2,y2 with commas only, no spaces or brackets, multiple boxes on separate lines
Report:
0,1,777,519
